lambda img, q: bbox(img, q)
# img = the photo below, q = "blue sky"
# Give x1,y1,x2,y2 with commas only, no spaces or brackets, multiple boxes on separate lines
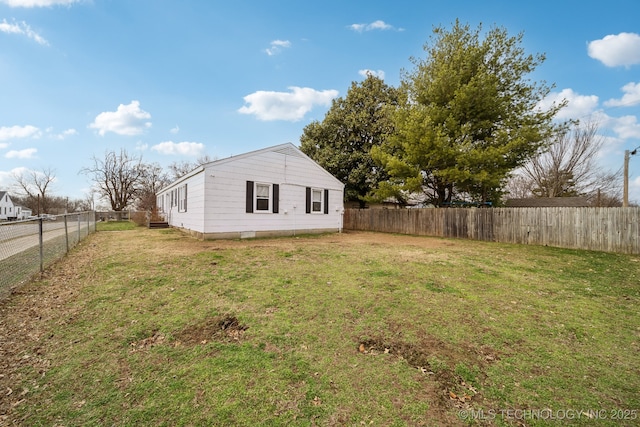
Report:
1,0,639,205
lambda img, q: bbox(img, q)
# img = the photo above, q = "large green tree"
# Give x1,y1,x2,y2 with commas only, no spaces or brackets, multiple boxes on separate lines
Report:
371,20,566,206
300,75,400,207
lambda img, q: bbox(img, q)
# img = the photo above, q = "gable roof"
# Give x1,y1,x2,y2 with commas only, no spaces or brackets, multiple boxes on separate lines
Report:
505,197,590,207
161,143,344,191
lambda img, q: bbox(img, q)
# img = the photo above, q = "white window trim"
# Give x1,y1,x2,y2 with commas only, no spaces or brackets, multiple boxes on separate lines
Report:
254,182,272,213
157,195,164,213
178,184,187,212
311,188,324,214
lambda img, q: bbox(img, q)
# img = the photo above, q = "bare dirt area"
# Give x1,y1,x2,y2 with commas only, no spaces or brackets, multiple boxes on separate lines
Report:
0,229,475,425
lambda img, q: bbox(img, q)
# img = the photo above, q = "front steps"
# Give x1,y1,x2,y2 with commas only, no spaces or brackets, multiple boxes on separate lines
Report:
148,221,169,229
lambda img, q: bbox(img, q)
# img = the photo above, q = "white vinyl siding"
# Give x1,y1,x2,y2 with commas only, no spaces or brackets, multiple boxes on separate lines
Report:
157,144,344,236
157,171,205,231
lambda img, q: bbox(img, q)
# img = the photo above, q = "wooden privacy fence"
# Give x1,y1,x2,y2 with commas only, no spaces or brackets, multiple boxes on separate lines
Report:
343,207,640,254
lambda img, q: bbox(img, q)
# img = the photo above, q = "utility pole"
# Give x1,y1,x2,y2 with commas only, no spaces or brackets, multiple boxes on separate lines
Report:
624,150,630,207
624,147,639,208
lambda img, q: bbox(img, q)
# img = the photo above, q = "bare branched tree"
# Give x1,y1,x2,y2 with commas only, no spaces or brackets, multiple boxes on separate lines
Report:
137,162,171,211
509,120,622,205
81,189,97,211
12,167,56,215
80,149,145,211
503,174,534,200
167,155,214,181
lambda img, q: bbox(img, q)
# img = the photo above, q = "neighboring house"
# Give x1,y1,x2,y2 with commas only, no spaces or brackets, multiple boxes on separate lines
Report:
156,143,345,239
0,191,17,221
505,197,590,207
16,206,32,220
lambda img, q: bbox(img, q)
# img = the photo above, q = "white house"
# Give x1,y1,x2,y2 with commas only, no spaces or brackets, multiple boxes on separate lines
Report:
0,191,17,221
156,143,345,239
17,206,32,220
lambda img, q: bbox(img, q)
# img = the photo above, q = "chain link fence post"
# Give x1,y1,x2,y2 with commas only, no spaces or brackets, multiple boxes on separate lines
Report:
0,211,97,300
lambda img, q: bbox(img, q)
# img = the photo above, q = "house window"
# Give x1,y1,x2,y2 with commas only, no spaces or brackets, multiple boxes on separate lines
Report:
246,181,279,213
256,184,270,211
178,184,188,212
306,187,329,214
312,189,322,212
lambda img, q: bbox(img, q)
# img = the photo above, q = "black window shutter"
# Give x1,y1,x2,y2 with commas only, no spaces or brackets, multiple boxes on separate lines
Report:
246,181,254,213
272,184,279,213
324,189,329,214
184,184,188,211
305,187,311,214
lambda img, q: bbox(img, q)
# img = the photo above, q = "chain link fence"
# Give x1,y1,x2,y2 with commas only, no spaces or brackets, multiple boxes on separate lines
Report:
0,212,96,300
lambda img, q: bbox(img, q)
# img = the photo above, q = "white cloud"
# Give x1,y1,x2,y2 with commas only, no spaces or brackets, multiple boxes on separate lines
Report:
62,128,77,138
238,86,338,121
135,141,149,151
0,143,8,149
151,141,205,156
604,82,640,107
608,115,640,140
0,19,48,45
537,88,599,120
0,167,26,189
265,39,291,56
46,128,77,139
170,125,180,134
89,100,152,136
0,0,80,7
5,148,37,159
593,134,622,158
0,125,41,141
588,32,640,67
359,69,385,79
349,20,401,32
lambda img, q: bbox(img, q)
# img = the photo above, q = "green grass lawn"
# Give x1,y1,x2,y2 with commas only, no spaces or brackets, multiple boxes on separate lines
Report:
96,220,138,231
3,228,639,426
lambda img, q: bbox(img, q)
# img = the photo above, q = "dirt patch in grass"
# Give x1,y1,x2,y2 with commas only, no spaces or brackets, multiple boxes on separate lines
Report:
129,331,167,352
174,314,249,346
128,315,249,352
357,330,499,416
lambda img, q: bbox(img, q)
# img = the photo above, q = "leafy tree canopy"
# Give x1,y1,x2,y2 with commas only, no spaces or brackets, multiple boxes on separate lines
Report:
371,20,566,206
300,75,400,207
